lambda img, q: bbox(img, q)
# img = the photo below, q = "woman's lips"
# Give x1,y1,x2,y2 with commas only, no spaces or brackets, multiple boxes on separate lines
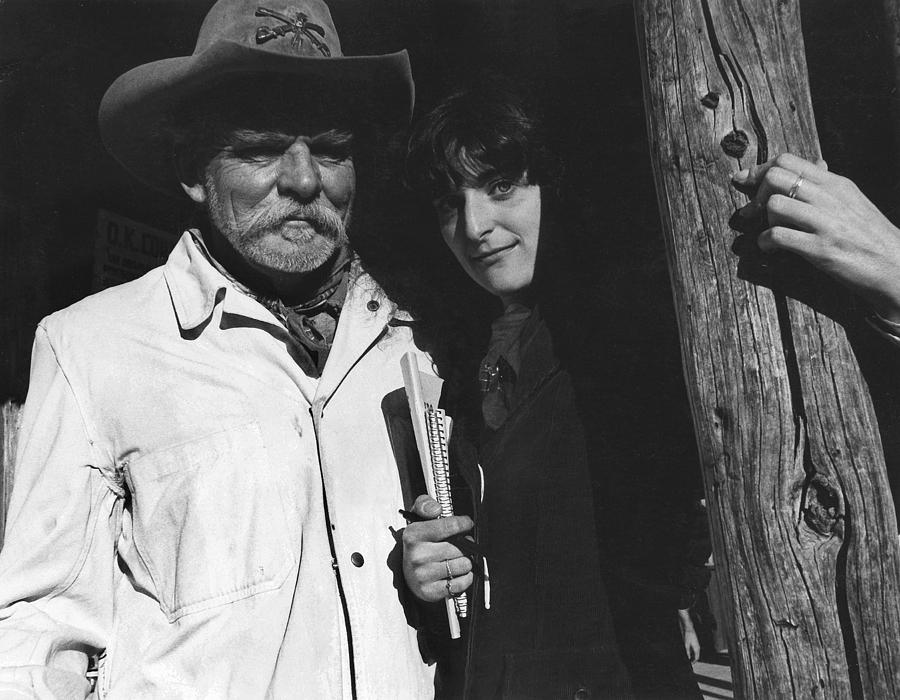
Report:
471,242,516,263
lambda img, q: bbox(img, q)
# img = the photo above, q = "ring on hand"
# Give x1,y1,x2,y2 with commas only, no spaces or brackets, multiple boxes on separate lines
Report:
788,174,805,199
444,559,453,580
445,578,453,597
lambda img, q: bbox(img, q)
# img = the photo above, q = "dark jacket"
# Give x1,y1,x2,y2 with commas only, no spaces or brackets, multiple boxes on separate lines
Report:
383,191,633,699
434,307,632,700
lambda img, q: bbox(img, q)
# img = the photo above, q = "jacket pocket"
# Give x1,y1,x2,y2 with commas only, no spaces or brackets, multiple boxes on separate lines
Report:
126,422,295,621
501,647,632,700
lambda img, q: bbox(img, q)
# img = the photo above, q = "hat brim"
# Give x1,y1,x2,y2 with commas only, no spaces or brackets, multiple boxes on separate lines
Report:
99,39,414,196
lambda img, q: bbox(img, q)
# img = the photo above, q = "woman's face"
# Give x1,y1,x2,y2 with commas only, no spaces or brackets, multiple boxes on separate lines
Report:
433,174,541,306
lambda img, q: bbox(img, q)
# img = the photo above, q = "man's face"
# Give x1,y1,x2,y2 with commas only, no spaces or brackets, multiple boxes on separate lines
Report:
189,127,356,276
434,172,541,305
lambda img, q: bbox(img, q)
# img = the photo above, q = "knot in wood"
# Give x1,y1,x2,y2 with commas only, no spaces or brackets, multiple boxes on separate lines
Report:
721,130,750,159
802,474,842,536
774,617,798,629
701,91,720,109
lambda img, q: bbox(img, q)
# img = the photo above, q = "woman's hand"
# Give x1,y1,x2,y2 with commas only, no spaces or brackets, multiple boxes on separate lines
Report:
401,494,475,602
677,608,701,663
732,153,900,322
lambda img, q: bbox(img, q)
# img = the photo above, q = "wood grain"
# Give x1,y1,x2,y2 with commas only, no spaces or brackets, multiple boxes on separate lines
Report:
634,1,900,696
0,400,21,550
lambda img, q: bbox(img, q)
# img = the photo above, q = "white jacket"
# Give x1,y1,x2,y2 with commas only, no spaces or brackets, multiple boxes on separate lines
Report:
0,232,437,699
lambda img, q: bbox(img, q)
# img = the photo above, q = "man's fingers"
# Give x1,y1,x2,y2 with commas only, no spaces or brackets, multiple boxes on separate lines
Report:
411,494,442,520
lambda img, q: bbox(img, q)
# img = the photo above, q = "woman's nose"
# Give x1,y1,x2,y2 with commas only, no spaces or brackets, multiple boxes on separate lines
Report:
460,192,494,240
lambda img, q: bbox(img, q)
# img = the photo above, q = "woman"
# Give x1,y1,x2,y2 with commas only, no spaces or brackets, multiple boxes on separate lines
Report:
398,78,633,700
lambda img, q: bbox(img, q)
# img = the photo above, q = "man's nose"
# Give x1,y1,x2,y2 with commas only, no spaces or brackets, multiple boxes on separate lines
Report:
276,141,322,200
460,192,493,241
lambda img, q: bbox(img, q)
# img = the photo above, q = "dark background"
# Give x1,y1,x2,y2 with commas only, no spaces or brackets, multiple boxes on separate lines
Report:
2,0,900,593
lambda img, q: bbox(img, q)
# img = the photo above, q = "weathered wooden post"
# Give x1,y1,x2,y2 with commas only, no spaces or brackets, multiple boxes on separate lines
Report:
0,401,21,549
634,2,900,697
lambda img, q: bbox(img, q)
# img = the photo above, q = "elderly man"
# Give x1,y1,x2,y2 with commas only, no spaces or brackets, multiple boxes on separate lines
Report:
0,1,441,697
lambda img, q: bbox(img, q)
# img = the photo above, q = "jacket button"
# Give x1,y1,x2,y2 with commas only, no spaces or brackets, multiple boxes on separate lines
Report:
573,688,591,700
350,552,365,567
366,299,380,312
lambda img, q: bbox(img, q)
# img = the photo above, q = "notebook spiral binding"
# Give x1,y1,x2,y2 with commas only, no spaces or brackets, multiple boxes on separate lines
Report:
424,404,468,619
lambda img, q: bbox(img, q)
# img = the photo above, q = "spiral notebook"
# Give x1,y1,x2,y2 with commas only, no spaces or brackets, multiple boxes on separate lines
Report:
401,352,468,639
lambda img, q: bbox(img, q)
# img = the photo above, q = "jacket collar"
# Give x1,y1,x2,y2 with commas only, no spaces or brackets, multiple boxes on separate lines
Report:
479,306,560,461
163,231,233,331
163,229,408,405
163,230,403,329
314,263,399,405
509,306,560,410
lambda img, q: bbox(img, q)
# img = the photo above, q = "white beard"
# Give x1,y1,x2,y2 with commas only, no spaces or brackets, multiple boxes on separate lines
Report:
204,180,353,275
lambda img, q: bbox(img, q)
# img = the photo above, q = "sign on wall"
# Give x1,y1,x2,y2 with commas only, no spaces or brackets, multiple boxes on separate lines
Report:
92,209,180,292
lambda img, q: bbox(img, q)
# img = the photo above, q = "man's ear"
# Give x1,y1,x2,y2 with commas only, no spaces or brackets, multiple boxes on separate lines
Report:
175,152,207,204
181,180,207,204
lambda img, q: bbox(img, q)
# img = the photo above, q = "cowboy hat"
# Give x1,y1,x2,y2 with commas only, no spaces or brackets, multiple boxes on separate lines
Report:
99,0,415,196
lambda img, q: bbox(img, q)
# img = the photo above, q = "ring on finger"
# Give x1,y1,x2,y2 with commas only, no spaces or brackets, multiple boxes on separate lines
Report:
444,559,453,580
788,174,805,199
445,578,453,597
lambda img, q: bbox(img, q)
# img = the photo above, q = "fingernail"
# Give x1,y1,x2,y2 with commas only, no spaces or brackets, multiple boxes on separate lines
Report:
732,169,750,182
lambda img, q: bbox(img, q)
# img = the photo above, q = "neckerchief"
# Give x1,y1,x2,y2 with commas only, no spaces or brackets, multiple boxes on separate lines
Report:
259,247,353,377
190,229,352,377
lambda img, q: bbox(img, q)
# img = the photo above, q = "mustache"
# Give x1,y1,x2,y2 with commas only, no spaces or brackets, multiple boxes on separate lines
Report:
248,201,346,241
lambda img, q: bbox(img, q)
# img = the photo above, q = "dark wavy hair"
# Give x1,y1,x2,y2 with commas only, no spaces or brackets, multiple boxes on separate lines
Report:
364,75,566,411
404,75,561,200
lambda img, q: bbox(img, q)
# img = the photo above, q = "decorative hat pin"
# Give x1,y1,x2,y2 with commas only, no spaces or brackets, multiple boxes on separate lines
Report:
255,6,331,56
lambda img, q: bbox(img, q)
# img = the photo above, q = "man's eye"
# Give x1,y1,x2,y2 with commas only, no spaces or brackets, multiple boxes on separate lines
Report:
232,146,283,161
312,134,354,163
314,148,352,163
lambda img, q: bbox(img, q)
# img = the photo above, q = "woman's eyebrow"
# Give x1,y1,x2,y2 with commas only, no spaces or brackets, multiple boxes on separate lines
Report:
446,167,499,190
471,170,500,187
469,168,526,188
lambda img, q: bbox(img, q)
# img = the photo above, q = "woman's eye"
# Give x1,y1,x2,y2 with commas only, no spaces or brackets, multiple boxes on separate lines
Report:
490,180,515,196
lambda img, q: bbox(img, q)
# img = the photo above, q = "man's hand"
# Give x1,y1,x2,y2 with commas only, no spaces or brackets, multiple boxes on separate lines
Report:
677,608,700,663
732,152,900,323
401,495,475,603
